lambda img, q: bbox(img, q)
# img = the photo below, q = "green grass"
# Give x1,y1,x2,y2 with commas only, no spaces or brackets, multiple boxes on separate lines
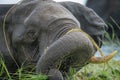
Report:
1,58,120,80
0,56,48,80
104,17,120,45
74,60,120,80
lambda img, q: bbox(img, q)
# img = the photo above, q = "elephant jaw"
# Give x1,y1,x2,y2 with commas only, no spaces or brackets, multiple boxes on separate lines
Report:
90,50,117,64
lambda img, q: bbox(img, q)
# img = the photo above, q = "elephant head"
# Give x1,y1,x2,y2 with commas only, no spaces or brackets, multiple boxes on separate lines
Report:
4,0,113,79
5,1,41,66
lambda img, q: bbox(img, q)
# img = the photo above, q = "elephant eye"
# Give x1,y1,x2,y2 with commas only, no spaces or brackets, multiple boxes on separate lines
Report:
27,30,36,39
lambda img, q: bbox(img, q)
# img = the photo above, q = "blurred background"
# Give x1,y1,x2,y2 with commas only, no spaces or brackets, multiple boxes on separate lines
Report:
0,0,87,4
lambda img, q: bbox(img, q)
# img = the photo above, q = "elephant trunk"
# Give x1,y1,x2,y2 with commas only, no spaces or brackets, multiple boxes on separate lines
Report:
36,31,95,74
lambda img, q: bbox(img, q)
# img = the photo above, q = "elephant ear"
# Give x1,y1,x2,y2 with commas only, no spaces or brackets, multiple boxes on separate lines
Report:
59,2,108,47
59,2,108,35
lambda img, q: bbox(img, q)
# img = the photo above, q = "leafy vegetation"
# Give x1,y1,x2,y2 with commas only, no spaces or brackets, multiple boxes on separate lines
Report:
0,55,48,80
1,56,120,80
74,59,120,80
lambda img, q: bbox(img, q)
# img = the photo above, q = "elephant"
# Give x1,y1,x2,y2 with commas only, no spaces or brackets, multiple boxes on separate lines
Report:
0,0,110,80
86,0,120,39
0,2,107,48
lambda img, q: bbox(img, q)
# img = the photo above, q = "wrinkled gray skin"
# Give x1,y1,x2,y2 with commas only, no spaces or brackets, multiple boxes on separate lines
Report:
0,0,107,79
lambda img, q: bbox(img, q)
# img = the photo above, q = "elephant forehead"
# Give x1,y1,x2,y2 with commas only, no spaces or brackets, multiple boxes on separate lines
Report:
7,1,80,30
25,2,80,28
